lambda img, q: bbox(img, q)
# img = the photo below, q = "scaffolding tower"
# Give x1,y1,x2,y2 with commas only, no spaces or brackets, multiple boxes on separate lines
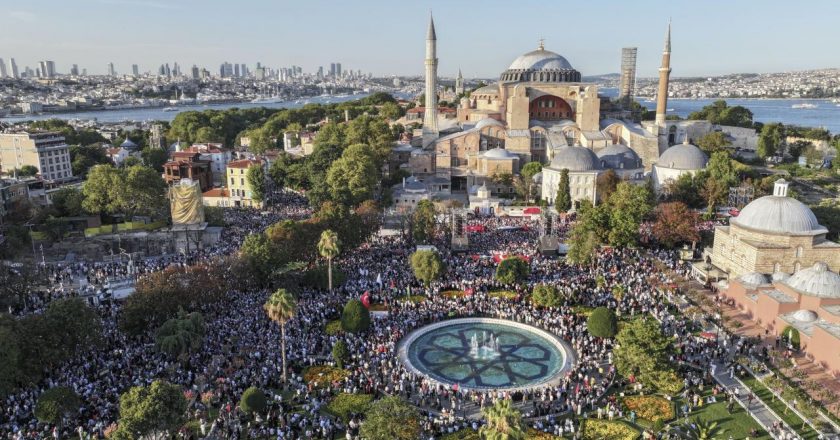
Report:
728,186,755,210
619,47,638,110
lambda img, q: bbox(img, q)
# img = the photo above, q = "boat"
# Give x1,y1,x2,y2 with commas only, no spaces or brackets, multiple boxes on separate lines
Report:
162,107,180,112
792,103,818,109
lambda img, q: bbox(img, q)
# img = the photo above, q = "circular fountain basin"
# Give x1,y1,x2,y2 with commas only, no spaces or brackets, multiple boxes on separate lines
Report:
398,318,575,391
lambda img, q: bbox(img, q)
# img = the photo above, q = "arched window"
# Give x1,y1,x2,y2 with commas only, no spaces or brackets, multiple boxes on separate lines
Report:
795,246,803,258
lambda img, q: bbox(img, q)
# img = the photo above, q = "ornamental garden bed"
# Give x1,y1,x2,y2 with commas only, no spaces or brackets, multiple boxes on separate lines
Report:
399,295,427,304
580,418,640,440
302,365,348,388
440,428,561,440
368,303,388,312
325,393,373,421
488,290,518,299
441,290,467,298
621,395,675,425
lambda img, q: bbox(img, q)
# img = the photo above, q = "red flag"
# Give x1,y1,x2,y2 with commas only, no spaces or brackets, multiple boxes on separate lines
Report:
361,291,371,308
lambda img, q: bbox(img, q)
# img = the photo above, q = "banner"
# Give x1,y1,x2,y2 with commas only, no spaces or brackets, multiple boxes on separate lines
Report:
170,181,205,225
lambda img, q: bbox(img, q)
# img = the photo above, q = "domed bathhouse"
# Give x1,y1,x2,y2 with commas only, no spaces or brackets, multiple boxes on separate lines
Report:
650,139,708,190
540,145,602,207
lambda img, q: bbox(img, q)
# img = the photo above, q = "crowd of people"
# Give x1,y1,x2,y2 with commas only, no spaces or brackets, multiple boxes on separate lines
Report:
0,190,791,440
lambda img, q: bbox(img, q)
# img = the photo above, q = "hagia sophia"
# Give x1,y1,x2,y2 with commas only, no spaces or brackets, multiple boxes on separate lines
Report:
390,15,840,374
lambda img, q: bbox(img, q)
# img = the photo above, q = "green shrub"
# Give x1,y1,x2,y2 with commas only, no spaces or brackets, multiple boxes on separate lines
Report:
34,386,80,424
326,393,373,421
587,307,618,338
495,257,530,284
410,250,445,286
301,265,346,290
782,325,800,350
332,340,349,368
531,284,561,308
239,387,267,414
341,299,371,333
325,319,343,335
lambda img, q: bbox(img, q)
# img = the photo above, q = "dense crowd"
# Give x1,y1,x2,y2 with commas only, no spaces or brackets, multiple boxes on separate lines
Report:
1,194,778,440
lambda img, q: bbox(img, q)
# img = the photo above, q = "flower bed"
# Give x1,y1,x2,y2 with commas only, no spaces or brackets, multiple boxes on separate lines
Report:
325,393,373,421
368,303,388,312
581,419,640,440
441,290,466,298
325,319,343,335
302,365,348,388
400,295,427,304
621,395,675,424
488,290,518,299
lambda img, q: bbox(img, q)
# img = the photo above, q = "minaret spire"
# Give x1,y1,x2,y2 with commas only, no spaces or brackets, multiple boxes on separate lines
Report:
423,12,439,146
655,19,672,127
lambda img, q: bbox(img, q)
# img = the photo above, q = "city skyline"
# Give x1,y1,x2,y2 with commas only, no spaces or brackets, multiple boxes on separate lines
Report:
2,0,839,78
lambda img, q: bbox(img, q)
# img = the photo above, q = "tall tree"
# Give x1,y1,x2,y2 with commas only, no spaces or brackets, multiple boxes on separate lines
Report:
696,131,731,155
596,169,620,203
34,386,81,428
246,164,266,203
154,311,205,359
121,165,167,219
115,380,187,440
757,123,784,158
614,318,673,390
81,164,123,215
411,200,436,244
410,250,444,286
325,149,378,207
479,399,527,440
653,202,700,248
706,151,738,189
555,168,571,212
317,229,340,292
360,396,420,440
263,289,297,384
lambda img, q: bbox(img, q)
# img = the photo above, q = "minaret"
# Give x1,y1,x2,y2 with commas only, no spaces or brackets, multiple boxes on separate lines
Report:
455,68,464,95
655,20,672,127
422,13,439,146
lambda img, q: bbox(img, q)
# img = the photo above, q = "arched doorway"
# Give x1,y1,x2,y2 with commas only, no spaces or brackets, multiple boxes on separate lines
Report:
529,95,574,122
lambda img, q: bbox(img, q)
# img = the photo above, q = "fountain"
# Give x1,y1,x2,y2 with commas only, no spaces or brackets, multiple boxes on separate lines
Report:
470,331,500,360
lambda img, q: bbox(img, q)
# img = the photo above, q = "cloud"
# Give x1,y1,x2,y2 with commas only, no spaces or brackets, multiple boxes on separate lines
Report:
97,0,182,10
8,10,36,22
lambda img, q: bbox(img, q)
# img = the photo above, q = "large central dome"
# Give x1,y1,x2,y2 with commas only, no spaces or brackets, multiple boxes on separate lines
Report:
501,45,581,83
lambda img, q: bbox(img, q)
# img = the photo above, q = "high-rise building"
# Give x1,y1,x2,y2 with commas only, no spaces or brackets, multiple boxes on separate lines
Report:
107,62,116,76
164,63,171,77
8,58,19,79
219,62,233,78
317,66,323,79
70,64,79,76
0,58,6,78
0,131,74,181
330,63,336,77
234,63,240,78
619,47,637,110
39,61,56,78
132,64,139,76
336,63,342,77
240,63,247,77
655,21,671,127
422,14,439,146
173,62,180,77
191,65,199,80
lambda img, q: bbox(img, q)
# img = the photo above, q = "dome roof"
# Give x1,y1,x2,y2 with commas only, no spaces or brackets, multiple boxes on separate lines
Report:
791,309,819,323
474,118,504,130
550,146,601,172
733,196,823,235
657,141,708,170
735,196,822,234
596,144,642,170
739,272,770,287
508,48,573,71
473,84,499,95
483,148,518,160
121,138,138,148
772,272,791,282
401,177,427,193
784,262,840,298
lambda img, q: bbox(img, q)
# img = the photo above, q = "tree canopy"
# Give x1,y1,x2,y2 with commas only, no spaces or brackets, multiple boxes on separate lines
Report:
360,396,420,440
410,250,444,286
114,380,187,439
687,100,755,128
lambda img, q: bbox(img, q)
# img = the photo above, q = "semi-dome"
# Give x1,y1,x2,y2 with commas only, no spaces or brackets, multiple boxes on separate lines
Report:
739,272,770,287
550,146,601,172
657,140,708,170
596,144,642,170
733,196,823,235
474,118,504,130
784,262,840,298
791,309,819,323
500,44,581,84
482,148,518,160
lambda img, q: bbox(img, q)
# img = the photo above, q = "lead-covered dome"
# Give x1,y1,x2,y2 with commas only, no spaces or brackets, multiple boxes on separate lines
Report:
501,45,581,83
482,148,519,160
784,262,840,298
596,144,643,170
739,272,770,287
733,196,823,234
474,118,504,131
550,146,601,172
657,140,708,170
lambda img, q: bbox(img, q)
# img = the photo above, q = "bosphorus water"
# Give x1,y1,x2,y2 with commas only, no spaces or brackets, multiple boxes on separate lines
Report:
3,90,840,134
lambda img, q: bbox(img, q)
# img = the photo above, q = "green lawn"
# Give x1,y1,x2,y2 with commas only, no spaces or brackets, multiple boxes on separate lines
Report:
741,375,821,440
677,395,772,440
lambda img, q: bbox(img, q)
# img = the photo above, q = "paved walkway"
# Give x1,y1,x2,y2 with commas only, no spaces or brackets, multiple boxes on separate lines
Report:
711,364,796,440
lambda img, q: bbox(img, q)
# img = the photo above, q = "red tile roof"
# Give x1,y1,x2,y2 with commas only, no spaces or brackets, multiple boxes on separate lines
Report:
227,159,262,169
202,188,230,198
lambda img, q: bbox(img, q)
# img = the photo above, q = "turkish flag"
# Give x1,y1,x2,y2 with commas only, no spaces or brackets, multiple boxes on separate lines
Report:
361,291,371,308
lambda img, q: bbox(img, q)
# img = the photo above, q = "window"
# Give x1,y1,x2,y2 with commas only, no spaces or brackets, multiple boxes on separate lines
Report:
795,246,803,258
240,178,244,185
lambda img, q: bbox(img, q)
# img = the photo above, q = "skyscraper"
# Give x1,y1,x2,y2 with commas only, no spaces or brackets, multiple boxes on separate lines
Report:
107,62,116,76
8,58,19,79
618,47,637,110
70,64,79,76
234,63,240,78
317,66,323,79
132,64,139,76
422,13,439,146
655,21,671,127
191,65,199,80
336,63,342,78
39,61,56,78
240,63,247,77
0,58,6,78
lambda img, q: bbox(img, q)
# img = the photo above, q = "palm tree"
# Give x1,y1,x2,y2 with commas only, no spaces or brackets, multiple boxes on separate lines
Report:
684,419,726,440
479,400,526,440
317,229,340,292
263,289,297,384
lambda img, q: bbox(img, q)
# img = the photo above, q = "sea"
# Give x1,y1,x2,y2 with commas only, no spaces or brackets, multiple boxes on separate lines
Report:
3,89,840,134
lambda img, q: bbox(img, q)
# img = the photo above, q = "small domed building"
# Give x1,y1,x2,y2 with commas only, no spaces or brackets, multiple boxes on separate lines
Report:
540,145,602,207
710,179,840,277
651,139,708,190
595,143,644,179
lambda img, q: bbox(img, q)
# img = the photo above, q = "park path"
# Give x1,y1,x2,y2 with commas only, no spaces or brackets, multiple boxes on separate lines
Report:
711,364,794,440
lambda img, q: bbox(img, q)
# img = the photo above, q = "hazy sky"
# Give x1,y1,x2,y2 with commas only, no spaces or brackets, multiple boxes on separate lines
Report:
2,0,839,78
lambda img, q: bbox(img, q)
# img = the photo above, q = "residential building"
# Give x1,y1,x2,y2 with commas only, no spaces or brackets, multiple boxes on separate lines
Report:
184,143,231,186
162,152,212,191
0,131,73,181
0,179,29,218
225,159,263,208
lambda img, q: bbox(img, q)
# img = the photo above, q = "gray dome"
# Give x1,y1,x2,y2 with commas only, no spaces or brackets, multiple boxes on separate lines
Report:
401,177,427,193
483,148,518,160
739,272,770,287
784,262,840,298
791,309,818,323
121,138,138,148
508,48,573,70
474,118,504,130
596,144,642,170
733,196,823,234
657,142,708,170
550,146,601,172
473,84,499,95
